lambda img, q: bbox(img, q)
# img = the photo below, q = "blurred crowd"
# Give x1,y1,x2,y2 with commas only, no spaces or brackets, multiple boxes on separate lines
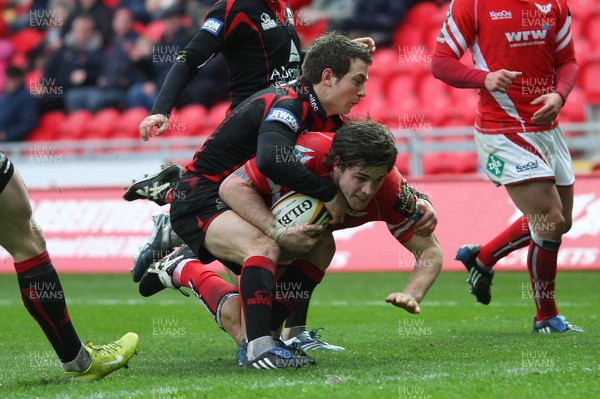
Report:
0,0,442,141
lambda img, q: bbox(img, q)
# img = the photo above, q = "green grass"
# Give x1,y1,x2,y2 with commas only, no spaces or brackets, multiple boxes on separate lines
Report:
0,271,599,399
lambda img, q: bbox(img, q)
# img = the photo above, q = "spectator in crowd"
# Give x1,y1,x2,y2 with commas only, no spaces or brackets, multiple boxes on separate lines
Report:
65,8,142,112
127,5,192,110
61,0,113,46
38,14,104,112
117,0,152,24
0,66,39,141
42,0,74,54
342,0,407,47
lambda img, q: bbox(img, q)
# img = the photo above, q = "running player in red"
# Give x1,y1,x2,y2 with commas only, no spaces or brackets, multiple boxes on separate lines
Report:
0,152,139,380
138,120,442,367
431,0,582,333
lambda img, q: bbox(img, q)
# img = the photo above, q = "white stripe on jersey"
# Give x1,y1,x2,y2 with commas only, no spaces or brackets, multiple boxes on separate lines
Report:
471,40,490,72
446,15,469,55
441,23,462,58
555,15,570,43
471,41,527,131
556,31,572,52
490,91,527,132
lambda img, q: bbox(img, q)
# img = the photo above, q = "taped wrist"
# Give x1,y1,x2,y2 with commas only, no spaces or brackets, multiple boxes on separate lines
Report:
265,219,286,242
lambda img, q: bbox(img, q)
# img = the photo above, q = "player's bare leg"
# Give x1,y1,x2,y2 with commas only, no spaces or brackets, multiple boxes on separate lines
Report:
0,165,138,379
506,180,582,332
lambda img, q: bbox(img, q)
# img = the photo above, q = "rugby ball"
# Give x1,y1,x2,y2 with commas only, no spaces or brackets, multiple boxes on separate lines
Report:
270,191,331,228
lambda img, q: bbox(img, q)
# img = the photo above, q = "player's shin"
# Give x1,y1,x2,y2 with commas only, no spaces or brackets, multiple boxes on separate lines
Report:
14,252,82,363
527,231,560,322
270,260,324,332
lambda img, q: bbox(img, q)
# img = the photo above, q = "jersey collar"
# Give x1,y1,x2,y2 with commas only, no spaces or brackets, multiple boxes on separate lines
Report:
300,78,327,120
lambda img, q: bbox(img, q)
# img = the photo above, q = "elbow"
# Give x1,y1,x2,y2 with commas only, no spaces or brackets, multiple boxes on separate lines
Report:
256,155,278,179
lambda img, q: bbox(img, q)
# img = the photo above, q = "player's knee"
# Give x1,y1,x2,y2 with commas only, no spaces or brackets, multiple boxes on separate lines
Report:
530,209,565,240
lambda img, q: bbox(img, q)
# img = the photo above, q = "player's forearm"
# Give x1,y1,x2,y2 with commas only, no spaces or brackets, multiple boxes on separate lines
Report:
554,59,578,103
431,54,487,89
402,239,443,303
151,61,197,117
219,174,276,234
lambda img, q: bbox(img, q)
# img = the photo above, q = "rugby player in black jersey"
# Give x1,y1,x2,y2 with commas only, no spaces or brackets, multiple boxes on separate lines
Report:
130,32,372,368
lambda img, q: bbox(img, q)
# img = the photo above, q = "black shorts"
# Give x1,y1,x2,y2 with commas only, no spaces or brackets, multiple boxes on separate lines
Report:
0,151,15,194
169,172,231,264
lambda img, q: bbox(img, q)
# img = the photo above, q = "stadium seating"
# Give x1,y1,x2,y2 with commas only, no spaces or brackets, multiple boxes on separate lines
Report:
27,111,65,141
88,108,120,139
114,107,148,139
60,110,94,140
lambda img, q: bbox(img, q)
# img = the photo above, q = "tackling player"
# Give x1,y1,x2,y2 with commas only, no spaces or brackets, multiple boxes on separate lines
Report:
138,120,442,368
0,152,139,380
129,33,372,368
431,0,582,332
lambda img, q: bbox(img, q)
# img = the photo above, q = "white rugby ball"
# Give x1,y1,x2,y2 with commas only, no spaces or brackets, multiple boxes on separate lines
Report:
270,191,331,228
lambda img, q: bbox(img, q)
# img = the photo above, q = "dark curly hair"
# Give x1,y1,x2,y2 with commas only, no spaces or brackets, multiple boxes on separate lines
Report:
326,120,397,171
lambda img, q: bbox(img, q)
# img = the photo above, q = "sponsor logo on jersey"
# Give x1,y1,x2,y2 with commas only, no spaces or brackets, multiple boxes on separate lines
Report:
261,13,277,30
535,3,552,14
265,108,300,132
486,154,505,177
289,40,301,63
505,30,548,46
308,93,319,112
200,18,223,35
270,65,300,85
490,10,512,20
516,160,539,173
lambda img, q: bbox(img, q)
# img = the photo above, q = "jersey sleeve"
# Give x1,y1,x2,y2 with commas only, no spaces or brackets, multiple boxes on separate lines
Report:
151,1,228,116
256,101,337,202
380,169,420,244
554,0,576,65
434,0,477,60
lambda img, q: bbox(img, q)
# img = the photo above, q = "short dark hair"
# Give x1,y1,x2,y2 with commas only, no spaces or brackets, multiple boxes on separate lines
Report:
326,120,397,171
302,32,373,83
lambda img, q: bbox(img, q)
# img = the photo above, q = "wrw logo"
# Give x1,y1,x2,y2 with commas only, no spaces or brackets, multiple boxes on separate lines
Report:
505,30,547,42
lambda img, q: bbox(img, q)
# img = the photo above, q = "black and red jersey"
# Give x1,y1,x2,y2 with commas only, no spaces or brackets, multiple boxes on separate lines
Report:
185,78,347,202
153,0,302,114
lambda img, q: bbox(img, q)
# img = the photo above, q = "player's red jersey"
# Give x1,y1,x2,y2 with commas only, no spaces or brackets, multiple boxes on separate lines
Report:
241,132,420,243
434,0,576,134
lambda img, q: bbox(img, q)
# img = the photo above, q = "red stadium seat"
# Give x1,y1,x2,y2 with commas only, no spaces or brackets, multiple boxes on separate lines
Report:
404,2,441,28
88,108,120,139
370,48,401,81
59,110,94,140
560,87,587,122
205,102,231,131
386,74,417,100
393,22,425,50
114,107,149,138
580,61,600,103
10,28,45,54
174,104,208,136
27,111,66,141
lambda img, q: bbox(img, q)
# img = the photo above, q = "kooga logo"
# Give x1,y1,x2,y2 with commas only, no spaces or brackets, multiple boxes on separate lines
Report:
490,10,512,20
505,30,547,42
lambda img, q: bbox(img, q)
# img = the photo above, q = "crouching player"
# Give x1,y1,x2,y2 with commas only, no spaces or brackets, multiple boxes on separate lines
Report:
138,120,442,368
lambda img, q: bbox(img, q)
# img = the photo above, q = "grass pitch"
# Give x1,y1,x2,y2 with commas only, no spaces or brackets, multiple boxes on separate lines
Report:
0,270,598,399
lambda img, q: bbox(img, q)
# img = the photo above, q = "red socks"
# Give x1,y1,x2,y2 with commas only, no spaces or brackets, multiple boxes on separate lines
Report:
478,216,531,268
